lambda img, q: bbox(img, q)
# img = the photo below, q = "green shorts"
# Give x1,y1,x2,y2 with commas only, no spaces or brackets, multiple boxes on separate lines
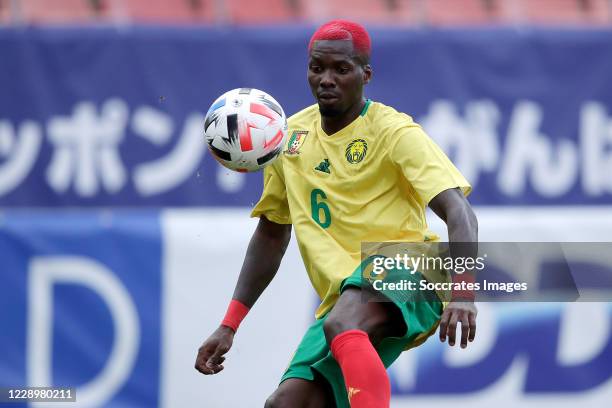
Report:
280,261,443,408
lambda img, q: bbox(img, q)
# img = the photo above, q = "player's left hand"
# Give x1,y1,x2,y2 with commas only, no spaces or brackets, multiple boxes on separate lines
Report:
439,301,477,348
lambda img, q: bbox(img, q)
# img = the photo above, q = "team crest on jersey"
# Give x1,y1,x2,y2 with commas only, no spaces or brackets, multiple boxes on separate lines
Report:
345,139,368,164
284,130,308,155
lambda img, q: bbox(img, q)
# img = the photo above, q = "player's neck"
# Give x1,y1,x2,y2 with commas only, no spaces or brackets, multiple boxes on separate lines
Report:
321,98,366,135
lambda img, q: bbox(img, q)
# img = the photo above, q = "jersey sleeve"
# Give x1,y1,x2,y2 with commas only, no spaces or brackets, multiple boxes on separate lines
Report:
388,123,472,205
250,159,292,224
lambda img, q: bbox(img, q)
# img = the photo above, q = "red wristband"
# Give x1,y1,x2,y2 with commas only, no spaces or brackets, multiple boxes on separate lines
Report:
221,299,250,332
452,272,476,301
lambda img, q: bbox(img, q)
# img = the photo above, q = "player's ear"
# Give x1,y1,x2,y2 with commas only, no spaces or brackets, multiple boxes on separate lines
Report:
362,64,372,85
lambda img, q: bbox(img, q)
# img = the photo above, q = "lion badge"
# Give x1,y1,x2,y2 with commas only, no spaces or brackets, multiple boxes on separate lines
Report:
345,139,368,164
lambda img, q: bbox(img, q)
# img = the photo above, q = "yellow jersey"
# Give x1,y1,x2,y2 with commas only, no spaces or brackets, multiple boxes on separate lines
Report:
251,100,471,318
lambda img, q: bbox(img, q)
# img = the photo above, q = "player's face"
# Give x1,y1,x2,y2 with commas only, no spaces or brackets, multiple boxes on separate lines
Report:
308,40,371,118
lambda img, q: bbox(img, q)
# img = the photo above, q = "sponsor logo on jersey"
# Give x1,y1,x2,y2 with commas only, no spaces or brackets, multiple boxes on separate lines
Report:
345,139,368,164
314,159,331,174
284,130,308,155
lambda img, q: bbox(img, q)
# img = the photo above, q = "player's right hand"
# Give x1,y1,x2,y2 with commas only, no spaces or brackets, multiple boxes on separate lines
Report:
195,325,235,375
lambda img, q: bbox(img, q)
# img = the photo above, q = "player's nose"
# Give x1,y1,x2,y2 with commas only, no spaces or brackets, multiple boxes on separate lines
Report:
319,70,336,88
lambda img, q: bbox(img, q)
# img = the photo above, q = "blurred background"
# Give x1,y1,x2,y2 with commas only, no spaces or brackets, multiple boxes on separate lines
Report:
1,0,612,25
1,0,611,407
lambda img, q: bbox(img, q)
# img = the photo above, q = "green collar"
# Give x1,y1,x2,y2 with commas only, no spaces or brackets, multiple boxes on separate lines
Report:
360,99,372,117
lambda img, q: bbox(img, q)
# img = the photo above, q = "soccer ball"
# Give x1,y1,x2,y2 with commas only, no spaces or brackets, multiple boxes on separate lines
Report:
204,88,288,172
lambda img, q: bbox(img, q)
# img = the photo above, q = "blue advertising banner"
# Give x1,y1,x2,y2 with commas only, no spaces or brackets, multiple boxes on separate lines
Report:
1,27,612,206
0,211,162,407
390,304,612,395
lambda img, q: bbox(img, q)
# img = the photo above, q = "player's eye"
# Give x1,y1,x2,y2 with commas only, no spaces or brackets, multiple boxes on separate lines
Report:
309,65,322,73
338,66,350,74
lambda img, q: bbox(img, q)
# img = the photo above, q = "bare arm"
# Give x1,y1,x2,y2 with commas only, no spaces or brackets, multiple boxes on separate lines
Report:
429,188,478,349
195,216,291,375
232,216,292,307
429,187,478,243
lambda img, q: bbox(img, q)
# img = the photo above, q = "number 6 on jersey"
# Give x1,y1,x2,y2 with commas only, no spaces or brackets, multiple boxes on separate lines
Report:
311,188,331,228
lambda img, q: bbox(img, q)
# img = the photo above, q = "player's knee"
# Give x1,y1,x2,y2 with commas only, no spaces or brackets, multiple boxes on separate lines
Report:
264,393,280,408
323,314,356,345
324,304,397,346
264,389,293,408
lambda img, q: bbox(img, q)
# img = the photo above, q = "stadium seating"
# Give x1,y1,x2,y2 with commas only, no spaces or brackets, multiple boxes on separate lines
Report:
301,0,401,24
422,0,501,25
100,0,214,23
501,0,612,25
0,0,10,23
17,0,95,23
223,0,297,23
1,0,611,25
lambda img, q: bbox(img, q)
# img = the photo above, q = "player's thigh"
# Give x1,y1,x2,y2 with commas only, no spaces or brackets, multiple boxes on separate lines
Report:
265,377,334,408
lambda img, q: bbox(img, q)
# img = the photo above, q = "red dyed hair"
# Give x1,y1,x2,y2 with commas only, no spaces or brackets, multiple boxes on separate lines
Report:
308,20,371,60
